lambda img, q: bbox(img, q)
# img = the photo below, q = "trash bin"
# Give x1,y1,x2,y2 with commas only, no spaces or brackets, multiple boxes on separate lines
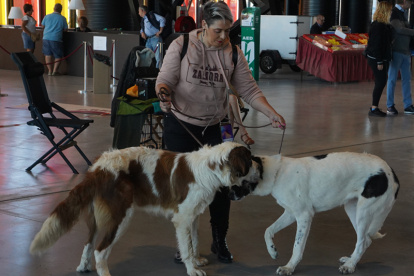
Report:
93,53,112,94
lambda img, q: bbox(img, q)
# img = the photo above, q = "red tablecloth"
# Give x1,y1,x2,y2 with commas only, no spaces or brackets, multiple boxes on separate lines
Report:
296,38,374,82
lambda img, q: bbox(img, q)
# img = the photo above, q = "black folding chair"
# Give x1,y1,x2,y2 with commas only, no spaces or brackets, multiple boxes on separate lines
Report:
11,52,94,174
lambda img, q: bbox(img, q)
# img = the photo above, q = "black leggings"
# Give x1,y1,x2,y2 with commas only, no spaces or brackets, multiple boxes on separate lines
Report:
163,113,230,228
367,58,389,107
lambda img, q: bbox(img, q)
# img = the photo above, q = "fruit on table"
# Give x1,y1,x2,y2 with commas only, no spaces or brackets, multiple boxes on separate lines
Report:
359,38,368,44
328,39,341,45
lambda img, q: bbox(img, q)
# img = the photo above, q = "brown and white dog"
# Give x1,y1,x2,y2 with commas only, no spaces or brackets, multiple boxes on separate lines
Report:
30,142,260,276
229,152,400,275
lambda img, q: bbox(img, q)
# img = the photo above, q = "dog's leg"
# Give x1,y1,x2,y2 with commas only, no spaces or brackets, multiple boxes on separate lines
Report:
77,205,98,273
173,214,207,276
339,199,392,274
344,199,358,232
94,207,134,276
191,216,208,267
265,210,295,259
276,213,313,276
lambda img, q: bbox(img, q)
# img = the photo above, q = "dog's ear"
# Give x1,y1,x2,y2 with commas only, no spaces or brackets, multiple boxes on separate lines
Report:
251,156,264,179
227,146,252,178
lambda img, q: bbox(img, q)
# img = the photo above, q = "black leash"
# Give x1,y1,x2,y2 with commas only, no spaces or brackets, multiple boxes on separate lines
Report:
158,88,203,147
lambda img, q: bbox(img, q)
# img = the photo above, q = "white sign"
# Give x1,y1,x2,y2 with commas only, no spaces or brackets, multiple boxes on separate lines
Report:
335,29,346,40
241,13,253,27
93,36,107,51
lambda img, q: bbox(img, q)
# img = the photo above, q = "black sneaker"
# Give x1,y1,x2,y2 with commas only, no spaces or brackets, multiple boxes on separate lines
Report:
387,105,398,115
404,105,414,114
368,108,387,117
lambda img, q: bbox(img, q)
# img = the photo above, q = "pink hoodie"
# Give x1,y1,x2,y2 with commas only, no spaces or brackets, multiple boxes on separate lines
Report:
156,29,264,126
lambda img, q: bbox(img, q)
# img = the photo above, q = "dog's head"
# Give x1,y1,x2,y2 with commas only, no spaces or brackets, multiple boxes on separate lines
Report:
217,145,260,188
228,155,263,201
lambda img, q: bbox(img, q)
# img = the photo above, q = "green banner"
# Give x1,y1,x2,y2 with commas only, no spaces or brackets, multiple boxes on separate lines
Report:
241,7,261,81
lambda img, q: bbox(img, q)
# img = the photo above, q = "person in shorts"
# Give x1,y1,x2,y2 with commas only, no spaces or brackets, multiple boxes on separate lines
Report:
21,4,37,53
41,3,68,76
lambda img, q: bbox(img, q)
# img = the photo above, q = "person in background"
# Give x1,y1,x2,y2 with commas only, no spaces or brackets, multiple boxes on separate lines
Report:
386,0,414,115
75,16,91,32
156,1,285,265
21,4,37,53
365,1,394,117
41,3,68,76
139,5,166,68
310,14,325,34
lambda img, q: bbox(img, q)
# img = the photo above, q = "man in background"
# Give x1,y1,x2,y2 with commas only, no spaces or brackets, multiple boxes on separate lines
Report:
41,3,68,76
139,5,166,68
386,0,414,115
310,14,325,34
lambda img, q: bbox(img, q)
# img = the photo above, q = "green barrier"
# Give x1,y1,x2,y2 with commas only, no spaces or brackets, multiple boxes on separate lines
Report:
241,7,261,81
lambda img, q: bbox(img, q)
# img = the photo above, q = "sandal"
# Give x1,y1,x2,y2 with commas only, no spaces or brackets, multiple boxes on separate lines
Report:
240,133,255,146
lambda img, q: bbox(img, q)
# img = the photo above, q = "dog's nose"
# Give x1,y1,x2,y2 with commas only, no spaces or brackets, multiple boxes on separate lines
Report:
228,190,236,200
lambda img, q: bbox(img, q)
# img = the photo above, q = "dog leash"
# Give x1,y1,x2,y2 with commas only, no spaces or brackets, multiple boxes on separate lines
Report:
157,88,285,150
279,129,285,154
157,89,203,147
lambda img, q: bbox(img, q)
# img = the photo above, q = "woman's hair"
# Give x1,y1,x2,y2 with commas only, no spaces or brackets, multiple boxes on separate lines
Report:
23,4,33,13
203,1,233,26
373,1,393,24
78,16,89,28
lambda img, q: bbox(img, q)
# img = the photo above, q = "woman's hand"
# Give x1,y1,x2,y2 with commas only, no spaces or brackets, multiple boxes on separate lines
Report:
377,64,383,71
156,86,172,113
268,113,286,130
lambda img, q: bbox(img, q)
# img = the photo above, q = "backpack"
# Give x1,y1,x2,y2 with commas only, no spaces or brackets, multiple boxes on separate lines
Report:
180,35,238,67
141,11,169,40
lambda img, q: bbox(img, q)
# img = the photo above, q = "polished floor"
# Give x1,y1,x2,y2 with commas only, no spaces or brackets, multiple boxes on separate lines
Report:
0,67,413,276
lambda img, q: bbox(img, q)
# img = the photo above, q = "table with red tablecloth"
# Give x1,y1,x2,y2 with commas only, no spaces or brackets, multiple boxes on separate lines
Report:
296,37,374,82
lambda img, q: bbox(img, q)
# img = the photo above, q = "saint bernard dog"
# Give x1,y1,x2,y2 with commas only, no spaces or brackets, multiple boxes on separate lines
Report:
229,152,400,275
30,142,260,276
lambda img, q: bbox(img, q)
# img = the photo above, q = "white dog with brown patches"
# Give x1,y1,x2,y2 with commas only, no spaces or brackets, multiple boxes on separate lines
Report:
30,142,260,276
229,152,400,275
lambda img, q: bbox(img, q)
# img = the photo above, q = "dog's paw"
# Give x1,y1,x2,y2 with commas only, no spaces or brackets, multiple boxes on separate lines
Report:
276,266,294,275
187,268,207,276
267,244,279,259
196,257,209,267
76,263,93,273
339,256,350,264
339,264,355,274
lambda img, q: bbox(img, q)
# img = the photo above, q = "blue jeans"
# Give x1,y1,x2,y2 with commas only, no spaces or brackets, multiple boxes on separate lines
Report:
145,36,162,68
386,51,413,109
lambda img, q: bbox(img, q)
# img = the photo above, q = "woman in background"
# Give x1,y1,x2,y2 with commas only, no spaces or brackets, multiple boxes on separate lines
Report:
365,1,394,117
21,4,37,53
76,16,91,32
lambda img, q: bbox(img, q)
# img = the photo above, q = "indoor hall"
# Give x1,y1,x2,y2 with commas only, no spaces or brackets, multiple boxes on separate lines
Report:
0,66,413,276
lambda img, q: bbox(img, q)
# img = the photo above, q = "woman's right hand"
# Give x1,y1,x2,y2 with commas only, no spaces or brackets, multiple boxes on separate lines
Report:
157,87,172,113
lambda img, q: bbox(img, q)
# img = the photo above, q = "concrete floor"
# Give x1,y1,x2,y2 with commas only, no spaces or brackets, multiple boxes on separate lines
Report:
0,66,413,276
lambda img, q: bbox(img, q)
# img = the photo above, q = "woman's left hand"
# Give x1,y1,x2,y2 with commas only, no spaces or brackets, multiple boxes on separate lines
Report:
268,113,286,130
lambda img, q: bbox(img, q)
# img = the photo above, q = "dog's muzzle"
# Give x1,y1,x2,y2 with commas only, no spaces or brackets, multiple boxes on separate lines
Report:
228,180,258,201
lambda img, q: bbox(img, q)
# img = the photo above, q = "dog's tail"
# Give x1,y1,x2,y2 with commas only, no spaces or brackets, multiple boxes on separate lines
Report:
371,232,386,240
30,175,96,255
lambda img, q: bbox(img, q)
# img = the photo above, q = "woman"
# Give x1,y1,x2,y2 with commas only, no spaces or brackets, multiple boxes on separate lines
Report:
21,4,37,53
365,1,394,117
75,16,92,32
156,1,286,263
